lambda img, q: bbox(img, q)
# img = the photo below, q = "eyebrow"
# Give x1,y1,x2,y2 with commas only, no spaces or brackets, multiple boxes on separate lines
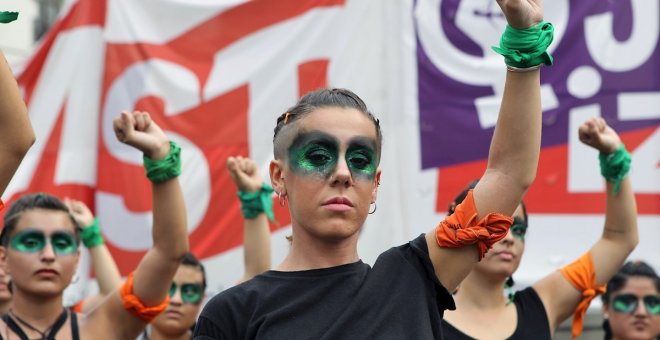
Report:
289,130,338,150
347,136,378,152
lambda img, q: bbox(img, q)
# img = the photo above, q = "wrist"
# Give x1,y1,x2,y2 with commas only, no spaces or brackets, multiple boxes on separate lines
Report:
145,140,171,161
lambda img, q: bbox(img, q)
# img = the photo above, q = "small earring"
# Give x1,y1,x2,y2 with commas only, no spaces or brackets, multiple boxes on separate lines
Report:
71,272,80,284
368,202,377,214
278,191,287,207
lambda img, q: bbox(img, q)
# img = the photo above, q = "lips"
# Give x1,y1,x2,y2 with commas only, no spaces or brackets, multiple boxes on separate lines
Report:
494,251,514,260
322,197,354,207
35,269,59,277
165,309,183,318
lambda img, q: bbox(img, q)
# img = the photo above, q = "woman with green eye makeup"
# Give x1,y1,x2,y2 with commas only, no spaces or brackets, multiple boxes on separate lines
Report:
145,253,207,340
0,111,189,340
442,117,639,340
601,261,660,340
0,48,35,211
196,2,553,337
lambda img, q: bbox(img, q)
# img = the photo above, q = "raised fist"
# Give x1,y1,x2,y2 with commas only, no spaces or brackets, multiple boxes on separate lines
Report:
64,198,95,228
113,111,170,160
578,117,622,154
227,156,264,193
495,0,544,29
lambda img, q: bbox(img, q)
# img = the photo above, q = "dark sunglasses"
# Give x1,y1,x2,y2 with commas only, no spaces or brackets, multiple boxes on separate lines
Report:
611,293,660,315
169,282,204,304
9,229,78,255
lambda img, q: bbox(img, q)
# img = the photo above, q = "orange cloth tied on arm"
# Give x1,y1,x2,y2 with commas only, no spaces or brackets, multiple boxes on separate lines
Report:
559,251,605,339
435,190,513,259
119,271,170,323
0,199,4,211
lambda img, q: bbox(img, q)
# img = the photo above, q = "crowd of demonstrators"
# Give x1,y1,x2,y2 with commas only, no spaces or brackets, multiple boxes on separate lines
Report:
193,0,549,337
0,3,656,340
442,117,638,339
0,109,189,339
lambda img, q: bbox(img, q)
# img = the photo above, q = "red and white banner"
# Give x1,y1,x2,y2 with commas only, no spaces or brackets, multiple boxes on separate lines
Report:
4,0,659,298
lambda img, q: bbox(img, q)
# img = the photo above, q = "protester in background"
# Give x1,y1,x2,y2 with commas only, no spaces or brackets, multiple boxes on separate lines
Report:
0,111,188,339
601,261,660,340
442,117,638,339
144,156,272,340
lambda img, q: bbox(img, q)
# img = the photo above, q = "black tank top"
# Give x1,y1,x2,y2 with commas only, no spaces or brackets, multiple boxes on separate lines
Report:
442,287,551,340
0,310,80,340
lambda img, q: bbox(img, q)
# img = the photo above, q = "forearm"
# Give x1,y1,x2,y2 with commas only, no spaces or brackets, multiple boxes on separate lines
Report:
487,70,541,189
89,245,122,295
591,177,638,284
0,50,35,193
132,178,189,305
240,213,271,283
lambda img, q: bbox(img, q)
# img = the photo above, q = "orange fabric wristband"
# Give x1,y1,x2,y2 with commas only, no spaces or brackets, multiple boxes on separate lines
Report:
0,199,4,211
120,271,170,323
435,190,513,259
559,251,606,339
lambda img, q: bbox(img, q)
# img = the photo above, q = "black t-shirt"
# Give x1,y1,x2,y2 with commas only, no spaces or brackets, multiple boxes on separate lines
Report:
194,234,454,339
441,287,551,340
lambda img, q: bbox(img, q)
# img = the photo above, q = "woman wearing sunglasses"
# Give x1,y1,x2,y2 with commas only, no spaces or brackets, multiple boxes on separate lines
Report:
601,261,660,340
0,111,189,339
442,117,639,339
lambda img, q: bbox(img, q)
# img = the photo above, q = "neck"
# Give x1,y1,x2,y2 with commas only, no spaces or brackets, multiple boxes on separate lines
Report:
0,298,11,315
277,225,360,271
11,289,64,331
454,269,509,309
150,326,190,340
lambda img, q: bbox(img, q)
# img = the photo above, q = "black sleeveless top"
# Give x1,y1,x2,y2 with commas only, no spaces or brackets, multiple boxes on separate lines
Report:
0,310,80,340
442,287,551,340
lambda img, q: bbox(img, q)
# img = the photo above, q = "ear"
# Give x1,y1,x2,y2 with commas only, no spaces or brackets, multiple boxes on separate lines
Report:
269,159,286,195
371,170,381,203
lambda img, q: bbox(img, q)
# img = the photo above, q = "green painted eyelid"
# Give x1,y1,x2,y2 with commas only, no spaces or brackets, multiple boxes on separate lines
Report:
9,230,77,255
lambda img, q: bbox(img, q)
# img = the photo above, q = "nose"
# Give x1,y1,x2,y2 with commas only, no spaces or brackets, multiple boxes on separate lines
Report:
40,243,56,262
331,156,353,187
170,288,183,305
633,298,648,316
500,228,515,246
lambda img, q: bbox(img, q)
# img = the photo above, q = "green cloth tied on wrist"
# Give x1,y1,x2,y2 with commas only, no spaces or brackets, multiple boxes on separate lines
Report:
238,183,275,222
599,144,631,195
492,21,554,68
81,217,104,248
0,12,18,23
143,141,181,183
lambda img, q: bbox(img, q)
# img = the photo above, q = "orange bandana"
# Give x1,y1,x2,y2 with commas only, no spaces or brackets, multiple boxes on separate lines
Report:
435,190,513,259
120,271,170,323
559,252,606,339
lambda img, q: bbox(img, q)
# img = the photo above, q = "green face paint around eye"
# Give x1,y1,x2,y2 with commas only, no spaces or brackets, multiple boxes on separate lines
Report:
510,223,527,241
346,143,377,181
612,295,637,314
288,133,339,178
169,282,203,304
644,296,660,315
9,229,78,255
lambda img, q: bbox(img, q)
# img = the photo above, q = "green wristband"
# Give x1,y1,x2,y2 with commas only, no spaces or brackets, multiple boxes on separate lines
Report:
143,141,182,183
599,144,631,195
0,12,18,24
81,217,104,248
492,21,554,68
238,183,275,222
